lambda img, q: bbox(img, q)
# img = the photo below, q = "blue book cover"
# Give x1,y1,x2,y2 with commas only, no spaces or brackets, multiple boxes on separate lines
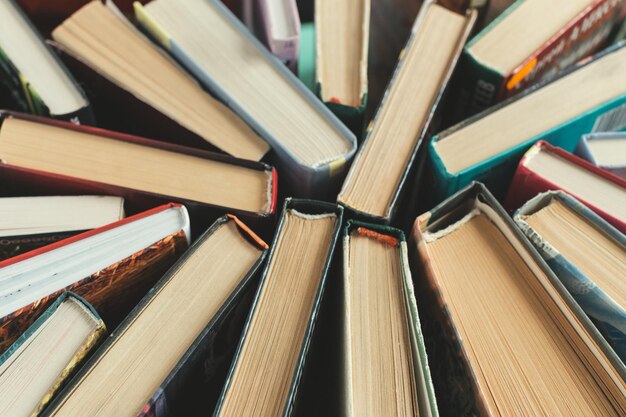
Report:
576,132,626,179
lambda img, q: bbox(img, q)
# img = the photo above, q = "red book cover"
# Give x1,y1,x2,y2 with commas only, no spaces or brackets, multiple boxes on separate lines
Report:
505,140,626,234
0,203,189,354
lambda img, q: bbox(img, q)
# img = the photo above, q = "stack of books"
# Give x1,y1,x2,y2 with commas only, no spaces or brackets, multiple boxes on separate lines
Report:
0,0,625,416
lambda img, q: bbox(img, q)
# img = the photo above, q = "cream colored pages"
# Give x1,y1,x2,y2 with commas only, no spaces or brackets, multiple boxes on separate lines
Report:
588,138,626,166
51,2,268,161
316,0,369,107
141,0,352,168
217,209,336,417
524,200,626,308
468,0,592,73
346,230,419,417
0,118,271,213
424,212,625,416
338,4,468,217
0,298,99,417
524,149,626,221
434,46,626,174
48,220,263,417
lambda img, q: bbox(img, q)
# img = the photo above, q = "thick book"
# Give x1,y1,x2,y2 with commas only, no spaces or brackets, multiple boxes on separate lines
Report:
0,112,277,227
314,0,370,137
427,42,626,200
134,0,357,196
43,214,268,417
0,292,106,417
342,221,438,417
514,190,626,361
0,203,190,354
50,1,269,161
459,0,625,116
213,199,342,417
504,140,626,234
410,181,626,417
576,131,626,178
0,0,92,123
0,195,125,260
337,1,476,223
242,0,301,72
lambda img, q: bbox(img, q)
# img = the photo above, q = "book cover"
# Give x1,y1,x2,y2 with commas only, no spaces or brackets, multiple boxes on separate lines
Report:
342,220,439,417
409,181,626,416
0,203,189,354
504,140,626,234
0,0,93,123
459,0,625,116
0,292,106,417
134,0,357,197
427,42,626,201
297,22,315,92
0,111,278,234
213,198,343,417
128,215,269,417
0,230,79,261
514,190,626,361
576,131,626,178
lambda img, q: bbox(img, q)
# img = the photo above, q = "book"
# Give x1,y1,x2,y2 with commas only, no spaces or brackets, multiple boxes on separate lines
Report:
315,0,370,136
342,221,438,417
504,140,626,234
50,1,269,161
297,22,316,92
0,112,277,222
213,199,342,417
0,203,190,354
242,0,301,72
514,190,626,361
428,42,626,200
0,292,106,417
134,0,357,196
576,131,626,178
0,195,124,260
337,2,475,222
0,0,92,123
459,0,625,116
410,181,626,417
44,214,268,417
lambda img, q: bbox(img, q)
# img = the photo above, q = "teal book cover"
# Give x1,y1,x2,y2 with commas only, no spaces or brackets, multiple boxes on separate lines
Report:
427,42,626,201
514,191,626,362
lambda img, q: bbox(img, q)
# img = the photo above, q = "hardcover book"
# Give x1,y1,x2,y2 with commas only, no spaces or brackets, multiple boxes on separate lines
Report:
0,0,92,123
134,0,357,196
427,42,626,201
0,292,106,417
213,199,342,417
0,112,277,229
410,181,626,417
514,191,626,361
0,195,125,260
459,0,625,116
50,1,269,161
504,140,626,234
342,221,438,417
338,1,476,223
242,0,301,72
44,214,268,417
315,0,370,137
0,203,190,354
576,131,626,178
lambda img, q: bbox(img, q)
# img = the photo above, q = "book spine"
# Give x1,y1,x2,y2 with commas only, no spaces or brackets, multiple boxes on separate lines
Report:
0,231,78,261
503,0,625,97
457,50,505,117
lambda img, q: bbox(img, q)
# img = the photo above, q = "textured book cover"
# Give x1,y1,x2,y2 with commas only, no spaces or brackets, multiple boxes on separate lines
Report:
459,0,625,116
504,140,626,234
0,204,189,354
576,131,626,178
0,0,93,123
428,42,626,201
514,191,626,361
409,181,626,416
0,292,106,417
